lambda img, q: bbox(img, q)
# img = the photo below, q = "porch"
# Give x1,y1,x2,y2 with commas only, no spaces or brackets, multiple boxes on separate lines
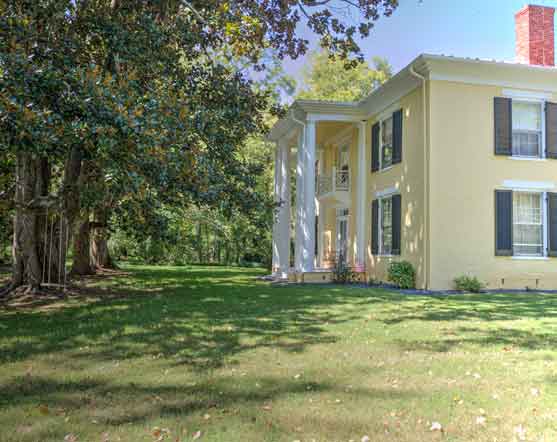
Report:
268,101,368,282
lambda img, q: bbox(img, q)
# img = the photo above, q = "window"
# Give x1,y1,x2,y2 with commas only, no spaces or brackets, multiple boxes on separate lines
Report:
513,192,543,256
380,198,392,254
381,116,393,168
512,101,542,157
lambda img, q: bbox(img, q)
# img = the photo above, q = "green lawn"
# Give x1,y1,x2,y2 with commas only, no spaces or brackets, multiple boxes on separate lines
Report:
1,265,557,441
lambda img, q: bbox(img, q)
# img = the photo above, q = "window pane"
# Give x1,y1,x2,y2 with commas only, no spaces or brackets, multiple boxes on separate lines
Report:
513,192,543,256
382,117,393,168
381,198,392,254
512,102,541,131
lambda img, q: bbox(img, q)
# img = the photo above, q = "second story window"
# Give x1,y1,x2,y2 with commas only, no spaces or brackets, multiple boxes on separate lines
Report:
371,109,403,172
512,101,542,157
381,117,393,168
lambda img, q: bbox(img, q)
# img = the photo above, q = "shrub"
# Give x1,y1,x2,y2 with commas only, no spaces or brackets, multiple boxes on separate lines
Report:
331,254,355,284
454,275,485,293
387,261,415,289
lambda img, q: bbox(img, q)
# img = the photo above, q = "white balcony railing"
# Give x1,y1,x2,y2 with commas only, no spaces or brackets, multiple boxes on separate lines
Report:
317,167,350,196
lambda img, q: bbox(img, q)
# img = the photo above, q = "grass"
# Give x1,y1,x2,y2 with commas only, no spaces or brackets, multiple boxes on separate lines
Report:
2,265,557,441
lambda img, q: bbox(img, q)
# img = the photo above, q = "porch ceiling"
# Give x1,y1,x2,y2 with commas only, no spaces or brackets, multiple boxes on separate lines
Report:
316,121,355,146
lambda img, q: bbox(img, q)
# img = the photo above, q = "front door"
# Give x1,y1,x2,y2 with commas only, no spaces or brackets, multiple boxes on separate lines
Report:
336,209,349,263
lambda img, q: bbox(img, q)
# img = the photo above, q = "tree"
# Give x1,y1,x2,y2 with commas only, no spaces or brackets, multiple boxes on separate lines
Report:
1,0,398,293
298,49,393,101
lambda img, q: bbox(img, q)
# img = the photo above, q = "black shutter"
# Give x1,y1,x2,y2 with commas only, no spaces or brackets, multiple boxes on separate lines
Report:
391,194,401,255
546,102,557,159
371,122,380,172
495,190,513,256
371,199,379,255
548,193,557,256
494,97,512,156
392,109,403,164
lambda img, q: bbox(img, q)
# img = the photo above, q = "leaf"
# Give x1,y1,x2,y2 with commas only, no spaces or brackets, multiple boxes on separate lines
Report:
192,430,202,440
361,436,370,442
531,387,540,397
64,434,78,442
38,404,49,415
430,422,442,432
514,424,526,441
476,416,486,426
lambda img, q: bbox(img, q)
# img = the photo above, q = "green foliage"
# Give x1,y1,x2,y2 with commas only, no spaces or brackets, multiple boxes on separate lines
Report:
331,255,355,284
387,261,416,289
298,49,392,101
454,275,485,293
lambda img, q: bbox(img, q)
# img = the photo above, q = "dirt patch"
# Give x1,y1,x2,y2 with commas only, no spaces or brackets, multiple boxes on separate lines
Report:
0,268,139,312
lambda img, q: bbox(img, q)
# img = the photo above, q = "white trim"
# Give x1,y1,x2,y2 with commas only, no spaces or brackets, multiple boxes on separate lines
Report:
509,156,548,162
512,256,550,261
428,73,557,93
502,89,553,101
502,180,555,191
375,186,398,198
375,102,402,123
306,113,362,122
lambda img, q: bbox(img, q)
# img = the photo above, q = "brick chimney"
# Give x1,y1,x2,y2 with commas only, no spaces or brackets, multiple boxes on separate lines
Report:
515,4,555,66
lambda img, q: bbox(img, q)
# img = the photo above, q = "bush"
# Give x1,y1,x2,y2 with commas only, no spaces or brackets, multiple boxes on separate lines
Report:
454,275,485,293
331,254,355,284
387,261,415,289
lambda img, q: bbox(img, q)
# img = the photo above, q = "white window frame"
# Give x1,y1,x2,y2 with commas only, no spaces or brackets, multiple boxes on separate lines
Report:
511,189,548,258
508,98,546,160
377,194,398,256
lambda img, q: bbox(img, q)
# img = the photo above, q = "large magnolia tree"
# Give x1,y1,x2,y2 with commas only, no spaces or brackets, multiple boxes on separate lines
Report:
0,0,399,293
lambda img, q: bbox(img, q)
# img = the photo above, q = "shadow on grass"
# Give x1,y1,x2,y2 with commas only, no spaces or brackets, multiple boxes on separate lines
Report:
382,292,557,353
0,266,371,370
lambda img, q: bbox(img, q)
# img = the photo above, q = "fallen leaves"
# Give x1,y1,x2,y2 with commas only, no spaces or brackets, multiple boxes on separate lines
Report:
514,424,526,441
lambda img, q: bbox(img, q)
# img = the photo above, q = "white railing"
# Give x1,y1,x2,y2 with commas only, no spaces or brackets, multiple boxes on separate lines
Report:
335,169,349,191
317,167,350,196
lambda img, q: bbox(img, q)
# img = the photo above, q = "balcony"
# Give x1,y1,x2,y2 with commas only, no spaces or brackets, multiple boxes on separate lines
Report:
317,167,350,207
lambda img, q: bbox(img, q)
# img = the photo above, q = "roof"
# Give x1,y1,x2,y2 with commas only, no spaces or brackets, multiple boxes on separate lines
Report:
267,53,557,143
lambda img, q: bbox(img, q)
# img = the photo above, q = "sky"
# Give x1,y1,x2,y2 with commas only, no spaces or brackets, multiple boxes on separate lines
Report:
283,0,557,91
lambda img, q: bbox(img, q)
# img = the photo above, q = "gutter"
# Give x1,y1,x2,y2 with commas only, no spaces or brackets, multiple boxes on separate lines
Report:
409,63,429,290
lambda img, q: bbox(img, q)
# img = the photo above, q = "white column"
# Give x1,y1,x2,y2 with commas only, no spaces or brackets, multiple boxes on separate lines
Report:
277,140,291,278
317,149,325,267
271,145,281,274
355,121,367,270
303,120,316,272
294,129,305,272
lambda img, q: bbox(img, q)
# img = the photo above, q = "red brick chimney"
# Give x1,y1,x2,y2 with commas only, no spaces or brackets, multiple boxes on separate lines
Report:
515,4,555,66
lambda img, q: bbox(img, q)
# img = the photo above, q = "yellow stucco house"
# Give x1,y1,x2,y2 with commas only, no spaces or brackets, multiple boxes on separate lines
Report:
268,4,557,290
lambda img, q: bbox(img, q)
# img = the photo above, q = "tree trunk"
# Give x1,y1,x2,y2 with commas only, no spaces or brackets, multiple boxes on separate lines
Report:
71,214,94,275
90,207,115,269
9,154,65,292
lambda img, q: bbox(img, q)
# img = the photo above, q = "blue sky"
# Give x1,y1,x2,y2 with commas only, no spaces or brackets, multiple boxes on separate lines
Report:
283,0,557,91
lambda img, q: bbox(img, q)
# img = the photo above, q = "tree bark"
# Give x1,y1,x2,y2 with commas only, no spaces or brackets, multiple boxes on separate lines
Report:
7,147,82,294
90,207,115,269
71,214,94,275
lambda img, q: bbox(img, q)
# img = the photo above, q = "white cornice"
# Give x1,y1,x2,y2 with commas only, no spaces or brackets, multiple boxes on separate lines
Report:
267,53,557,142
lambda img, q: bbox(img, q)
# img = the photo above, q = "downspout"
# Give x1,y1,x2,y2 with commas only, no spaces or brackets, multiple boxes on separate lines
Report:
409,64,429,290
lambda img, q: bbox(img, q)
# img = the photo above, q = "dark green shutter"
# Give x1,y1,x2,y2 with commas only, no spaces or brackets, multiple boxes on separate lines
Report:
495,190,513,256
371,122,380,172
391,194,401,255
392,109,403,164
371,199,379,255
494,97,512,156
546,102,557,159
548,193,557,256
